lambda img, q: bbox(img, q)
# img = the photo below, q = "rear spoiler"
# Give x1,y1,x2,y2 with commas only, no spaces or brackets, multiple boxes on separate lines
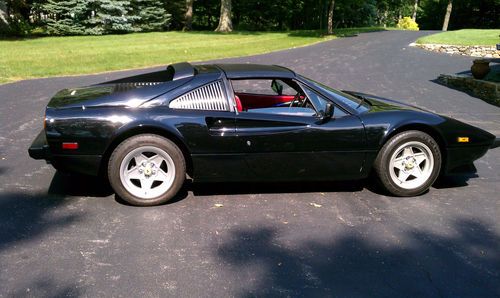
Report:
166,62,196,81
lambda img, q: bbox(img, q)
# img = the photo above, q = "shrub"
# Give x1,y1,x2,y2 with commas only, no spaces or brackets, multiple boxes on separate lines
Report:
2,17,32,36
397,17,419,31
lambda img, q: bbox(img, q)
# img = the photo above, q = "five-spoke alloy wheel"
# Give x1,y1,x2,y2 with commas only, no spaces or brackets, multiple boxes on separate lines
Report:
374,130,441,196
108,134,186,206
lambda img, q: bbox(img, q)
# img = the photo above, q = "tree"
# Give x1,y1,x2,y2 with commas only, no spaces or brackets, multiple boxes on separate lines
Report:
412,0,418,21
215,0,232,32
131,0,170,32
0,0,9,30
441,0,452,31
42,0,90,35
327,0,335,34
183,0,193,30
87,0,138,34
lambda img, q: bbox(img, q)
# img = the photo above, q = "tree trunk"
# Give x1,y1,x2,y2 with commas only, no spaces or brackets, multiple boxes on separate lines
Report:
442,0,452,31
183,0,194,31
0,0,9,29
412,0,418,21
327,0,335,35
215,0,232,32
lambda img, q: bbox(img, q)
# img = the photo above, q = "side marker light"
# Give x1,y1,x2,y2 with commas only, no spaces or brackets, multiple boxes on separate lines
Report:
62,142,79,149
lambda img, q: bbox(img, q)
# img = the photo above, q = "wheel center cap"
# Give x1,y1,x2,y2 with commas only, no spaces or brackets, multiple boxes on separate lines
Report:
144,167,152,176
404,157,415,169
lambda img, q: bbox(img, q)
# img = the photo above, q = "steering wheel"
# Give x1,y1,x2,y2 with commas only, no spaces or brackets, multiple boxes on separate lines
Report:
289,92,303,108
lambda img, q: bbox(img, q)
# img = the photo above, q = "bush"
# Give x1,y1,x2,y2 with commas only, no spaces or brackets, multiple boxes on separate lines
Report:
2,17,32,36
397,17,419,31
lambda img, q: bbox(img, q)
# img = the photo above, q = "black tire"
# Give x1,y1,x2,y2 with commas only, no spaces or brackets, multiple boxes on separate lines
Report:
374,130,441,196
108,134,186,206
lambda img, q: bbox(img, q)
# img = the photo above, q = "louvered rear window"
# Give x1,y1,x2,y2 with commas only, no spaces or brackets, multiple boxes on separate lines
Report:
169,81,229,111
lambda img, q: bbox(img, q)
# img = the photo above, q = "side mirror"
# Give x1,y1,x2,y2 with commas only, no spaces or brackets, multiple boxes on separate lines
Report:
271,79,284,95
320,103,334,123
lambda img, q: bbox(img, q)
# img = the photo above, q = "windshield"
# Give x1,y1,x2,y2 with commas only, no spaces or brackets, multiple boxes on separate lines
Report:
298,75,370,112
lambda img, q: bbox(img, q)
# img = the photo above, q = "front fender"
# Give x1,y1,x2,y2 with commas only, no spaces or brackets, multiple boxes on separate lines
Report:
360,110,445,150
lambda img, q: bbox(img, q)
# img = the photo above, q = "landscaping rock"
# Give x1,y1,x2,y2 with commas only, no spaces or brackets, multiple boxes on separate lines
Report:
415,44,500,58
438,74,500,106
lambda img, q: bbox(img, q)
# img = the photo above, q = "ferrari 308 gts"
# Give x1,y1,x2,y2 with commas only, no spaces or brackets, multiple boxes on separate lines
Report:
29,62,499,206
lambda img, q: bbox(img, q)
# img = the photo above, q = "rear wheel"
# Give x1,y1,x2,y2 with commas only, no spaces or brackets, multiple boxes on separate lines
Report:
108,134,186,206
374,130,441,196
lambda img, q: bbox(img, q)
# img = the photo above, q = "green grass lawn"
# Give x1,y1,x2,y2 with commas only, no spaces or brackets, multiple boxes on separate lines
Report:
417,29,500,46
0,28,383,84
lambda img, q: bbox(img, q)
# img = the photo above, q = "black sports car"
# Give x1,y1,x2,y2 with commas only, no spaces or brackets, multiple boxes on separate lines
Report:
29,62,499,206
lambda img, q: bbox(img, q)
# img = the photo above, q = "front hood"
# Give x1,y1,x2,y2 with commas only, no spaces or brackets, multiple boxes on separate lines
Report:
342,90,431,113
47,79,188,109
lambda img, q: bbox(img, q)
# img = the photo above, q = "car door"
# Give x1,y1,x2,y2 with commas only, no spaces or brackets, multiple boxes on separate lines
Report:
234,82,366,181
167,79,251,181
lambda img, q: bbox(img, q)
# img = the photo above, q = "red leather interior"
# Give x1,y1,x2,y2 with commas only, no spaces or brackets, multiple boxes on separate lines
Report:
234,95,243,112
235,93,294,110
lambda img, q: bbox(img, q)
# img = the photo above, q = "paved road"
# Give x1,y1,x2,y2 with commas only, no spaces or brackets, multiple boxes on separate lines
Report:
0,31,499,297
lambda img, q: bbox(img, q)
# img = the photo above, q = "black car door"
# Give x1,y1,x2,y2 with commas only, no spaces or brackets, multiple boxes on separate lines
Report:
235,109,366,181
165,79,251,181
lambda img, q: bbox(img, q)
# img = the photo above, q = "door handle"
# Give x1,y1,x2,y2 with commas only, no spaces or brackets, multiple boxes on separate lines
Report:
206,117,236,136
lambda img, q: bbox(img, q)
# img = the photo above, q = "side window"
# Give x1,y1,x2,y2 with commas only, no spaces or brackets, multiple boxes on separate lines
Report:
169,81,230,111
231,78,347,118
232,79,318,117
231,79,296,96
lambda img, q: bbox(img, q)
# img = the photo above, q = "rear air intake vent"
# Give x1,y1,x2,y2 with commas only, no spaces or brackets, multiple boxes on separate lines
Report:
169,81,229,111
113,82,163,92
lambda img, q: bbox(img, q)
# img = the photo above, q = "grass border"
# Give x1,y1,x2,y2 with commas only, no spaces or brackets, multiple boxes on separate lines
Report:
0,28,386,85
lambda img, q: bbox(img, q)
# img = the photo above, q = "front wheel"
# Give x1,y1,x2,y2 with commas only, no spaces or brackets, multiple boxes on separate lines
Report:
374,130,441,196
108,134,186,206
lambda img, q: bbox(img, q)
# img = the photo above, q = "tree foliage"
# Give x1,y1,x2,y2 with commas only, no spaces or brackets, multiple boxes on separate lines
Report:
418,0,499,30
131,0,170,32
87,0,138,34
42,0,89,35
0,0,498,36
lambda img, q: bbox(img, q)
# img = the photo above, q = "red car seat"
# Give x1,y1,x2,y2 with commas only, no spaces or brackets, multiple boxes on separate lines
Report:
235,95,243,112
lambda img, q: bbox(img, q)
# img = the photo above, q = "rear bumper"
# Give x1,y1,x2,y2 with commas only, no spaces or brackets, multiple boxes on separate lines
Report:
491,137,500,149
28,130,51,160
28,130,101,176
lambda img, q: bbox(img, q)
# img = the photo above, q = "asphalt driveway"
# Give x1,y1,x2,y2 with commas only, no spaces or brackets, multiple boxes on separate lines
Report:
0,30,499,297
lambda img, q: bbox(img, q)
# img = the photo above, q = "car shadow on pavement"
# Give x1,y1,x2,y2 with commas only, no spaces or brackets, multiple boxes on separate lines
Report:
215,218,500,296
43,169,479,205
48,171,114,197
190,180,365,196
433,173,477,189
433,164,478,189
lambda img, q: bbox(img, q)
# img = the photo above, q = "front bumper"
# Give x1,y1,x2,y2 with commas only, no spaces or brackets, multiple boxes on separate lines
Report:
28,130,51,160
491,137,500,149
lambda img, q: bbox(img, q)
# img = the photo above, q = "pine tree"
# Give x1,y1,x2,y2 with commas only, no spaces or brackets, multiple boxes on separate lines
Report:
87,0,138,34
42,0,90,35
131,0,171,32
